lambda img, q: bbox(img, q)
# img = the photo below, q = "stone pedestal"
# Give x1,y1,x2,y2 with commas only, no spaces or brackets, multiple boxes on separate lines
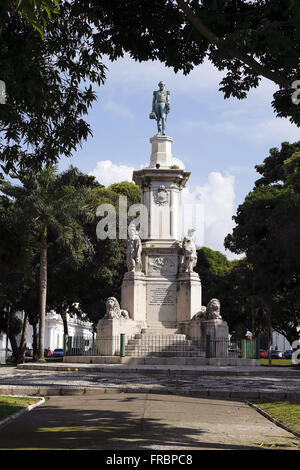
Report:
149,134,173,168
121,272,147,329
96,318,140,356
176,272,202,323
200,319,229,357
133,135,190,242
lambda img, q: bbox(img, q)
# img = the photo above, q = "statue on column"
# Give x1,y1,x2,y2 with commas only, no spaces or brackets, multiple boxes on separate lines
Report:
180,228,197,273
127,222,142,272
149,81,170,135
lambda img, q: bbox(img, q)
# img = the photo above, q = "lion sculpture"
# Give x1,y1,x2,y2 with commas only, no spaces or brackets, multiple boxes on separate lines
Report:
104,297,130,320
192,299,222,321
206,298,222,320
192,306,207,321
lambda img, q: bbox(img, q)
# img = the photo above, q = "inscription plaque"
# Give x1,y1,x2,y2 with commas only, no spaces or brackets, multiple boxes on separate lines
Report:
147,282,177,324
149,286,176,306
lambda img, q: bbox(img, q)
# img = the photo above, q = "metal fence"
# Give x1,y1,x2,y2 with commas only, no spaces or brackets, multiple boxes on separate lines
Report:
65,335,260,359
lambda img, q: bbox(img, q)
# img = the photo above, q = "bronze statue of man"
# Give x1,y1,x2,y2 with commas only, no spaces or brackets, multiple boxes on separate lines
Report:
150,81,170,135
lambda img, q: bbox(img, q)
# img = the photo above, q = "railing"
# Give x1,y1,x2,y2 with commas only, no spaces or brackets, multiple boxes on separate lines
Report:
65,334,260,359
66,335,121,356
206,337,259,359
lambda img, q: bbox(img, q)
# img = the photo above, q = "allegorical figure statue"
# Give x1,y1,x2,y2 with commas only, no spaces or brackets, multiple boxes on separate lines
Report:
127,222,142,272
149,81,170,135
180,228,197,273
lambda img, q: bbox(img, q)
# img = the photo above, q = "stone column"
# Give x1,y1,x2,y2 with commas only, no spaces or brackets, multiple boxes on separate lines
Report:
176,272,202,323
121,272,147,329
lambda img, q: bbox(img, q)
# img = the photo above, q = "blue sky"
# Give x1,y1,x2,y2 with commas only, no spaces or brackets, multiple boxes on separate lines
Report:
58,55,300,258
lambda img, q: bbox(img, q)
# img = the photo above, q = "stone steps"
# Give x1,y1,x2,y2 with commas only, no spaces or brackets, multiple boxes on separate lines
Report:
141,328,181,336
124,329,204,357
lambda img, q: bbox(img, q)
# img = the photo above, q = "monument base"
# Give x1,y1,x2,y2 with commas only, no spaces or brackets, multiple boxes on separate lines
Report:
176,272,202,323
121,271,147,329
96,318,140,356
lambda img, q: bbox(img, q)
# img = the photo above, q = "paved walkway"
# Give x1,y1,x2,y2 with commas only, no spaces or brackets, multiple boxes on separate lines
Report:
0,365,299,400
0,393,298,450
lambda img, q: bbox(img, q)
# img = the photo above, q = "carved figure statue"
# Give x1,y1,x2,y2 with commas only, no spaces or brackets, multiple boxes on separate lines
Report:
149,81,170,135
104,297,130,320
180,228,197,273
127,222,142,272
206,298,222,320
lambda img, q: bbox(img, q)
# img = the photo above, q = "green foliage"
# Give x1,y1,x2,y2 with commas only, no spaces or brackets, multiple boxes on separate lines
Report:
225,140,300,344
15,0,60,37
108,181,140,206
0,2,106,175
82,0,300,125
195,247,255,335
195,247,231,304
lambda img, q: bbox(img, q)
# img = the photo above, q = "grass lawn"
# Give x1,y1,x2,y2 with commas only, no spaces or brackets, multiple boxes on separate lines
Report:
254,400,300,435
0,396,41,421
260,359,293,367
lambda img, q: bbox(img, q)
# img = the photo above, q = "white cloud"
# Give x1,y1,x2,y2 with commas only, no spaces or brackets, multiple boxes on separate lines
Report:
89,160,134,186
182,172,237,258
91,156,185,186
102,100,133,119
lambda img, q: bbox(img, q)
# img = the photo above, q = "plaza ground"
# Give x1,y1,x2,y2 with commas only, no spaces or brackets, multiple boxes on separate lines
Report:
0,364,300,450
0,393,299,450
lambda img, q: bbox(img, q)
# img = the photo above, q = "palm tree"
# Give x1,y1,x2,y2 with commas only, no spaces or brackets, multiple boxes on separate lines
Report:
1,166,94,361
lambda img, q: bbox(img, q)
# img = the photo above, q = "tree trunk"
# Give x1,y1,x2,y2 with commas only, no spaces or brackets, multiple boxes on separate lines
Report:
8,332,18,361
32,320,38,361
38,232,47,362
16,312,29,364
265,308,273,367
60,308,69,355
61,308,69,337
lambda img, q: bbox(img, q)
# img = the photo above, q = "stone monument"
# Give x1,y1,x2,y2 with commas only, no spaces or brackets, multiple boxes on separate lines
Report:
96,82,229,355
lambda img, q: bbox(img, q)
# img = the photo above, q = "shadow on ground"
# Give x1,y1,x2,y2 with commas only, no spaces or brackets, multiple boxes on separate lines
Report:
0,394,284,450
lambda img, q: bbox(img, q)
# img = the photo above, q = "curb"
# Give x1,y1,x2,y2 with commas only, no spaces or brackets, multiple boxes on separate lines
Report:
0,395,46,429
246,401,300,440
1,385,300,401
16,363,300,377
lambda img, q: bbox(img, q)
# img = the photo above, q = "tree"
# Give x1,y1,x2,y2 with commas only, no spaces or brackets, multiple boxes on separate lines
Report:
0,2,106,175
85,0,300,126
0,1,61,37
15,0,60,37
0,190,38,361
0,166,95,361
195,247,257,337
73,180,140,326
225,140,300,345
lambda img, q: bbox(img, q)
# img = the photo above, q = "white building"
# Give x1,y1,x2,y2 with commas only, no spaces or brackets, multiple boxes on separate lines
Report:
1,310,94,354
272,331,292,352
